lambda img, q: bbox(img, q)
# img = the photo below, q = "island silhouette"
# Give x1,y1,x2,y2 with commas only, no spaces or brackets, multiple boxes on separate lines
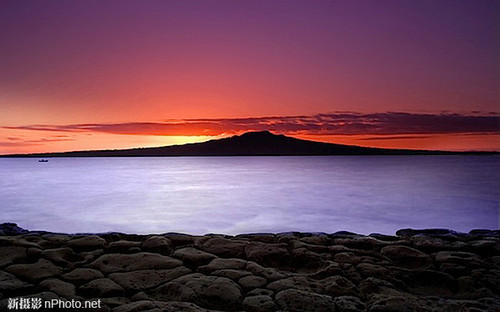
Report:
4,130,488,157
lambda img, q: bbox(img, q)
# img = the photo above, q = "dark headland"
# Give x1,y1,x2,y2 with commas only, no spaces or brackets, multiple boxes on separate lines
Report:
2,131,496,157
1,223,499,311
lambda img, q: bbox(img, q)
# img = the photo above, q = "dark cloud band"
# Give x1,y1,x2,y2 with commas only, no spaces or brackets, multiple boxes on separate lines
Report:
4,112,500,137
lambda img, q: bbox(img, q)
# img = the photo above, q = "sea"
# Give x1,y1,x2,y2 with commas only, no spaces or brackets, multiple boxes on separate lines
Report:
0,156,498,235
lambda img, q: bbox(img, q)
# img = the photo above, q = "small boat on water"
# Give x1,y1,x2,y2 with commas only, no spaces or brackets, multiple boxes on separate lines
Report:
38,159,49,162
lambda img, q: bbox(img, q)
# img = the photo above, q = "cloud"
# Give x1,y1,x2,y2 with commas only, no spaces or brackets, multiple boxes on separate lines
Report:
3,112,500,137
0,137,75,147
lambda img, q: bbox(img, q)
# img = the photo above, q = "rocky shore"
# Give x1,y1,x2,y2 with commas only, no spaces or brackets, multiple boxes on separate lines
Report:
0,223,499,312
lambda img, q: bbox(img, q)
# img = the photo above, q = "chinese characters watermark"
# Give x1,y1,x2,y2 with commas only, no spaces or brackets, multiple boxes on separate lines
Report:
7,298,101,310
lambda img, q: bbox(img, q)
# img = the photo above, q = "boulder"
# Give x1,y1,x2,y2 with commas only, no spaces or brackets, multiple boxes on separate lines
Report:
90,253,182,273
79,278,125,297
210,269,252,280
246,261,287,281
380,245,432,269
173,247,216,267
333,252,361,264
323,275,359,297
106,240,142,253
0,246,27,267
200,238,247,258
198,258,247,274
109,267,190,291
5,259,62,281
238,275,267,290
434,251,483,268
142,236,172,255
67,236,106,250
39,278,76,298
245,242,291,268
333,296,365,312
0,270,34,293
62,268,104,284
41,247,79,266
242,295,276,312
149,273,243,310
275,289,336,312
407,270,457,297
267,276,324,294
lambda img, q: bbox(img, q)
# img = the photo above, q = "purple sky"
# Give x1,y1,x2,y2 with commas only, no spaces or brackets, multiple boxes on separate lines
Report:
0,0,499,153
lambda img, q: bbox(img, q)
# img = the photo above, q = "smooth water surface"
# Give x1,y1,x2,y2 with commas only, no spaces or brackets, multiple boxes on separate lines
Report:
0,156,498,235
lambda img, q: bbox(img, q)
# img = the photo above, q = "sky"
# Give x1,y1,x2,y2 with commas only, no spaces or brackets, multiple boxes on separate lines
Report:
1,0,499,154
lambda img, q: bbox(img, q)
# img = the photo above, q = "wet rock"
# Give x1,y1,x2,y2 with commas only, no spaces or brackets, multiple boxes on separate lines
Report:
334,236,384,250
275,289,335,312
39,278,76,298
41,234,72,246
242,295,276,312
480,269,500,294
469,229,500,237
173,247,216,267
78,248,104,265
163,233,196,248
290,247,325,271
112,300,155,312
91,253,182,273
323,275,359,297
109,267,191,291
246,261,287,281
200,237,247,258
198,258,247,273
247,288,274,296
407,270,457,297
455,276,493,299
470,239,500,257
381,245,432,269
63,268,104,284
142,236,172,255
396,228,460,237
434,251,483,269
67,235,107,250
210,269,251,280
114,300,208,312
99,297,131,309
369,233,401,242
410,235,468,252
6,258,62,281
368,294,424,312
149,273,243,310
333,296,365,312
245,241,291,268
357,262,389,279
308,261,344,279
42,247,79,266
359,277,404,297
79,278,125,297
26,247,42,259
238,275,267,289
0,270,34,293
300,234,332,246
236,233,276,243
0,246,27,267
106,240,142,253
334,252,362,264
267,275,324,294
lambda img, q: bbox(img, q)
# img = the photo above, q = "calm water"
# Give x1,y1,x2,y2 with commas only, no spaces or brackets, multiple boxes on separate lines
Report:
0,156,498,235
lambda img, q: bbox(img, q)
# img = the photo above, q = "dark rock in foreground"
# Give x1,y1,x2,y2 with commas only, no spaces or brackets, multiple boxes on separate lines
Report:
0,223,499,311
